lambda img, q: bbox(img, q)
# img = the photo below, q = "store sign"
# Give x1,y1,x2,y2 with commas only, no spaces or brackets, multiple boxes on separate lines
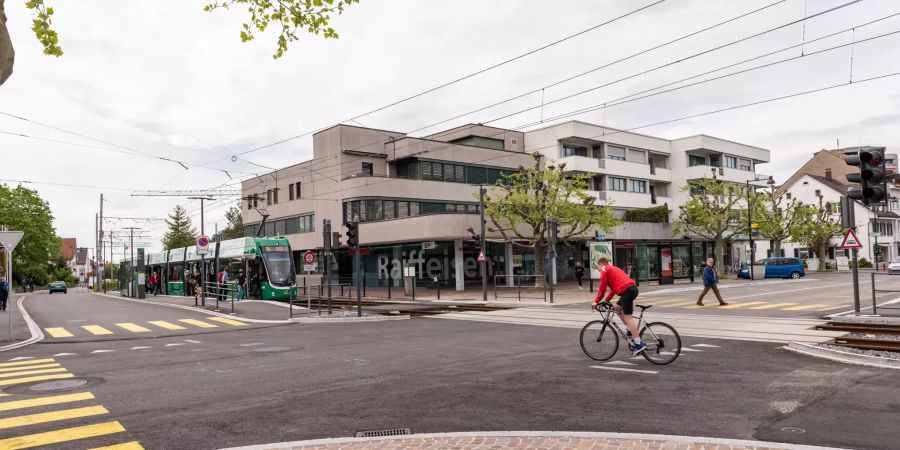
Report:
512,255,523,267
588,241,613,279
835,256,850,271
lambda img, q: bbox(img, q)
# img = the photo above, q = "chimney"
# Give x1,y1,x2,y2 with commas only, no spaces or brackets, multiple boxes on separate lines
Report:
825,168,832,180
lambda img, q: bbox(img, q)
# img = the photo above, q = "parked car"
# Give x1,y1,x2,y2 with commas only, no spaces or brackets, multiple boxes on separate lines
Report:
737,257,806,279
48,281,67,294
887,257,900,274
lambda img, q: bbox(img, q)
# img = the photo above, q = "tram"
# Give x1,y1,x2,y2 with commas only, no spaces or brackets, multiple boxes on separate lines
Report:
141,237,297,300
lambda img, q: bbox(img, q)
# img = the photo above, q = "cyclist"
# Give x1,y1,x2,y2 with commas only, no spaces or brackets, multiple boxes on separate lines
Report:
592,256,646,355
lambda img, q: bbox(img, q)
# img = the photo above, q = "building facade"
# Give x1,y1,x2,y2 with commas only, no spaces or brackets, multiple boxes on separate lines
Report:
241,121,771,290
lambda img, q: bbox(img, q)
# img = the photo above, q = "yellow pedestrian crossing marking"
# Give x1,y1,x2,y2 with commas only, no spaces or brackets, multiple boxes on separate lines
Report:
0,363,60,373
115,323,151,333
0,405,108,430
91,442,145,450
720,301,768,309
0,392,95,412
149,320,185,330
82,325,114,335
44,327,74,338
0,367,68,379
647,299,693,306
783,304,831,311
206,317,247,326
750,302,797,310
0,373,74,387
178,319,218,328
0,420,126,449
0,359,54,368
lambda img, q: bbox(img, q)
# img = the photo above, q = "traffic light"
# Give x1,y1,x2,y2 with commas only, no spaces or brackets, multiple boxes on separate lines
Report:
846,149,887,205
344,221,359,248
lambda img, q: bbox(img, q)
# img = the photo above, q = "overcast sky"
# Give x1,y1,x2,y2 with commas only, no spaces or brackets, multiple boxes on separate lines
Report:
2,0,899,257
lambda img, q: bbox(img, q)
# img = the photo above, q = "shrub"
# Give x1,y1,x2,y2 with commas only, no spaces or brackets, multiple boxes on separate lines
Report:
858,257,873,268
623,205,669,223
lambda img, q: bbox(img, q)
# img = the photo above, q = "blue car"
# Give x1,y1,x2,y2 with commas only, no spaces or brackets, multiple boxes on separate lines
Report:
48,281,67,294
738,257,806,280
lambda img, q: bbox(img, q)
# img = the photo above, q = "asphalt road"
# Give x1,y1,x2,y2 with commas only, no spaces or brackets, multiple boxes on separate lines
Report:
0,294,897,450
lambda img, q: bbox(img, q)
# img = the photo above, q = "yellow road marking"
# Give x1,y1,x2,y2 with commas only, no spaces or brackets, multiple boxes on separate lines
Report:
178,319,218,328
148,321,185,330
0,368,67,379
0,420,125,449
0,359,54,368
0,392,95,412
82,325,114,335
0,373,74,387
206,317,247,326
0,363,60,373
783,304,831,311
646,299,691,306
44,328,73,338
0,405,108,430
750,303,798,310
115,323,151,333
91,441,145,450
720,301,768,309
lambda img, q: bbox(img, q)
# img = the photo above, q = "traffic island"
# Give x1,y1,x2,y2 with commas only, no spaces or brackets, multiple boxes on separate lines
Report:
787,315,900,369
223,431,844,450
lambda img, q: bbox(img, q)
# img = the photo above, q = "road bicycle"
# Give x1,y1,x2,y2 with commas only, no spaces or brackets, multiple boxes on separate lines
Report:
580,302,682,365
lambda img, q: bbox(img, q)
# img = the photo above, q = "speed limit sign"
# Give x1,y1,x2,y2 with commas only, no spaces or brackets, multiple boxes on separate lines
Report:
303,251,316,272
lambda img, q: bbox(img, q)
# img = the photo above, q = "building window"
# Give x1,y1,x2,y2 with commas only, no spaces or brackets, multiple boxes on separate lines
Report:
786,193,792,200
395,159,417,178
592,145,603,159
626,149,646,164
362,162,374,176
273,188,279,204
815,189,821,197
562,145,587,157
266,189,272,205
739,159,752,171
628,179,647,193
609,177,626,191
724,156,737,169
295,182,301,199
607,146,626,161
688,155,706,167
288,185,294,201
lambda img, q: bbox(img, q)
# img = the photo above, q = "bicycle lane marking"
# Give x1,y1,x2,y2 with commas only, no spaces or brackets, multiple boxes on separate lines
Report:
590,366,658,374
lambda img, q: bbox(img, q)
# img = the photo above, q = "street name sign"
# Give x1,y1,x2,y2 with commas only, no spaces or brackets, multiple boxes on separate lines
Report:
840,228,862,249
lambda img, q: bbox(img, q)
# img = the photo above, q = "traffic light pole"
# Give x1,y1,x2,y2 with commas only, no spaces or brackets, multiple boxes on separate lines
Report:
323,219,332,315
852,247,860,315
355,231,362,317
479,186,487,303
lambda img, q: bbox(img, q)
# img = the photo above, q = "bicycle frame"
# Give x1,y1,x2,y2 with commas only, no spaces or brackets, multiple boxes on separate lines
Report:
595,303,665,345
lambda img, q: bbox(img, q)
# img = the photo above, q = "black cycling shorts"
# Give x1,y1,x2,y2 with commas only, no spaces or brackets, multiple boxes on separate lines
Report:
617,285,639,315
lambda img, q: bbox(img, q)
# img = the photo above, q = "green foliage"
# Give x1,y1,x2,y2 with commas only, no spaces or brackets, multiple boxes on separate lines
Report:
49,266,74,284
483,153,617,286
204,0,360,59
623,205,669,223
747,190,807,254
791,196,842,270
0,183,59,285
858,257,873,268
162,206,198,250
24,0,62,56
222,205,245,240
673,177,743,270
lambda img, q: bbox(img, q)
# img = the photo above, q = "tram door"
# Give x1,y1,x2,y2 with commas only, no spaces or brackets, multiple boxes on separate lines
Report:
248,258,262,299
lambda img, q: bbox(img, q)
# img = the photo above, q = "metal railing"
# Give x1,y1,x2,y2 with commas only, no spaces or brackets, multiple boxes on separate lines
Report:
870,272,900,315
202,281,239,314
492,274,548,302
297,283,352,317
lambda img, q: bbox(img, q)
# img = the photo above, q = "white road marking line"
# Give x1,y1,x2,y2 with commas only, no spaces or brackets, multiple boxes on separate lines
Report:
184,340,202,344
6,357,34,362
603,361,636,366
726,283,846,300
591,365,658,374
239,343,264,347
165,343,185,347
130,347,151,350
90,350,115,354
51,353,77,357
692,344,719,348
680,347,702,352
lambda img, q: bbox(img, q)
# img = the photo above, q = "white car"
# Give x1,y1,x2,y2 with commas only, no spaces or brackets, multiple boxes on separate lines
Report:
888,257,900,274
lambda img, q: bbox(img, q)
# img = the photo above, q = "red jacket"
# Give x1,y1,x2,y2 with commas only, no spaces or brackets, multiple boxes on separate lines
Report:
594,264,636,303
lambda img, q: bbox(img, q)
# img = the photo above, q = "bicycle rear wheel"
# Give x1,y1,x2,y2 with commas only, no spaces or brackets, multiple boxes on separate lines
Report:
580,320,619,361
639,322,681,365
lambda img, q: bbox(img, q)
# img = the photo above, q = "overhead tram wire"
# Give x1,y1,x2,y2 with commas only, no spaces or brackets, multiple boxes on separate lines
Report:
209,1,668,164
233,0,866,180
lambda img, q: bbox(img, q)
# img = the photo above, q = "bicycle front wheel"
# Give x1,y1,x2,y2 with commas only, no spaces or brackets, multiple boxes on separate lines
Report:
580,320,619,361
640,322,682,365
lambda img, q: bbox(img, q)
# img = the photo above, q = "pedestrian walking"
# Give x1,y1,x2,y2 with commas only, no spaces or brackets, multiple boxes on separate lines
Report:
237,271,247,300
150,271,160,296
0,277,9,311
574,261,585,290
28,278,34,293
697,257,728,306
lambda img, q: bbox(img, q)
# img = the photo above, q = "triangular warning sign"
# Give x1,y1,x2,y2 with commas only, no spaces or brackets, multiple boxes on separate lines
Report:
840,228,863,249
477,250,487,263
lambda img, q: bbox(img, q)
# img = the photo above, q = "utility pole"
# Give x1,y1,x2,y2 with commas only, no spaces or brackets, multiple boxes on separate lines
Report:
99,193,103,292
479,186,487,302
95,213,99,291
123,227,140,298
189,196,216,307
323,219,332,314
547,219,558,304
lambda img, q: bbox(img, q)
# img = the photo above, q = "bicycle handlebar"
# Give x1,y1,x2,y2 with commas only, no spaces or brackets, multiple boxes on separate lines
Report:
594,302,616,312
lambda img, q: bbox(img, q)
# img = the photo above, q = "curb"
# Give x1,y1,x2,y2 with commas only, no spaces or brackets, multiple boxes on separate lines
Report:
221,430,845,450
0,296,45,352
785,341,900,370
290,315,410,324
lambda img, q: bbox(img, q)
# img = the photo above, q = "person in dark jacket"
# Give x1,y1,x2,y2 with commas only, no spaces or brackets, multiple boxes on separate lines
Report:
697,257,728,306
0,277,8,311
574,261,585,289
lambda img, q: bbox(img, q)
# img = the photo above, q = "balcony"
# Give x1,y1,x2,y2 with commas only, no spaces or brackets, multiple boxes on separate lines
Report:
603,158,671,182
591,190,671,209
683,164,757,184
557,155,604,173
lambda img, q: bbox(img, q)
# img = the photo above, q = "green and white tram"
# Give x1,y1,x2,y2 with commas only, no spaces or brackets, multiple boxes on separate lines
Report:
141,237,297,300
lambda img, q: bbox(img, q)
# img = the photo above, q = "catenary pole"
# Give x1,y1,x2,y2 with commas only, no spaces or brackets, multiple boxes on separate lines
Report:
479,186,488,302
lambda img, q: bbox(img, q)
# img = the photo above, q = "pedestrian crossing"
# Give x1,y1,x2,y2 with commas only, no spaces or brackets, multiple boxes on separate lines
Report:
0,358,141,448
43,317,248,339
638,297,846,312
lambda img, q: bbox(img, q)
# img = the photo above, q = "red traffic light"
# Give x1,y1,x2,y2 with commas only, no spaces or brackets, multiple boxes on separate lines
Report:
860,150,884,166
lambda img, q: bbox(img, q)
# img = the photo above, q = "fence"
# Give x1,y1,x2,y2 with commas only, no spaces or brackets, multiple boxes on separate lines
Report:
870,272,900,315
492,274,548,302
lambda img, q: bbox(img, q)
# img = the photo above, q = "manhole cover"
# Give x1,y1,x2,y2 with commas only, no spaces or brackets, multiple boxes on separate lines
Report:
29,379,89,392
781,427,806,434
253,347,291,353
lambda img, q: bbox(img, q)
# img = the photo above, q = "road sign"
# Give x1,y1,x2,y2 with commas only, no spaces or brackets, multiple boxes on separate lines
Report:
303,251,316,265
596,233,607,241
841,228,863,249
0,231,24,251
197,236,210,255
477,250,487,263
751,223,759,228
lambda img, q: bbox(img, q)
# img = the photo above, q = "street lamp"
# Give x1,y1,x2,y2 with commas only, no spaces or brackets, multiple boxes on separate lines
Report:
746,174,775,280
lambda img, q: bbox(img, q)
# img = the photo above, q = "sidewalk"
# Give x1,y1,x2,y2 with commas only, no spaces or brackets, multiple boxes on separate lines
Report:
0,294,44,351
227,431,841,450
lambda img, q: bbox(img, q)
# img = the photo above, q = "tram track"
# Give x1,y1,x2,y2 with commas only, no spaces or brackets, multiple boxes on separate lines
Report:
817,321,900,352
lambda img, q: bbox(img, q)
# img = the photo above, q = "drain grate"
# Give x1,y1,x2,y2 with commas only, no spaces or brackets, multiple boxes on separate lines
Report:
355,428,411,438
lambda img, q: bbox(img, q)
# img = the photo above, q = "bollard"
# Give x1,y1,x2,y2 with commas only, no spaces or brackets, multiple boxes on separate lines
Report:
872,272,877,315
388,276,392,299
517,275,521,302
